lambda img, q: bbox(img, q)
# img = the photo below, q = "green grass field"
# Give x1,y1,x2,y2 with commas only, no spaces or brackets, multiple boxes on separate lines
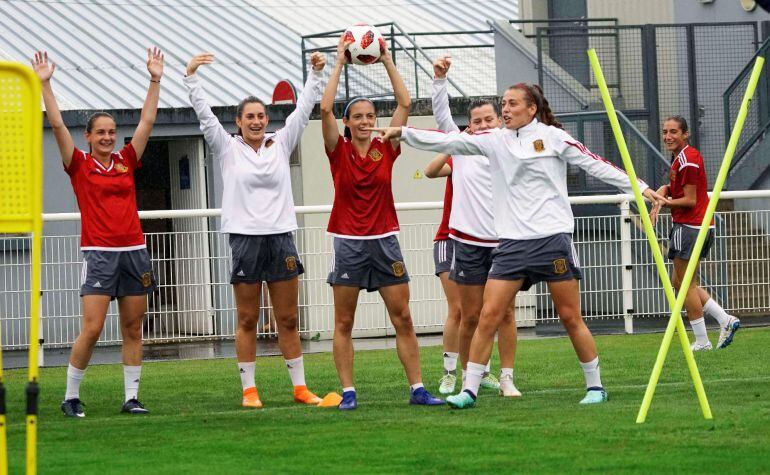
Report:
3,327,770,474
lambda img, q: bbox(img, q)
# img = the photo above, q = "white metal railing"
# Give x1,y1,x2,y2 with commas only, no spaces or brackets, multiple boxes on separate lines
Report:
2,191,769,349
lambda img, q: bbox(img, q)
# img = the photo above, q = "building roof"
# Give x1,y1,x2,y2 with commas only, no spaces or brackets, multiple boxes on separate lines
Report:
0,0,517,111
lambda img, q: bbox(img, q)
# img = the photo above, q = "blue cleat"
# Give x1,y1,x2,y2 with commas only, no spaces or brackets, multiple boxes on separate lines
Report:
446,390,476,409
579,387,608,404
409,387,445,406
718,316,741,349
338,390,357,410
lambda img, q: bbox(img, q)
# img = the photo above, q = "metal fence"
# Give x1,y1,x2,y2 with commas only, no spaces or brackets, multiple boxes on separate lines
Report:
2,192,769,350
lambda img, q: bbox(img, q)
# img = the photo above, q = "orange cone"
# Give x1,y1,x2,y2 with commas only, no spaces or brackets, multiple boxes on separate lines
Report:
317,392,343,407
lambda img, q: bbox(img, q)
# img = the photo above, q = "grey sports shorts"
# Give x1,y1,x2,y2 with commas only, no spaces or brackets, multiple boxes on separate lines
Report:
488,233,582,291
433,239,454,276
668,223,714,261
229,232,304,284
80,249,157,299
327,235,410,292
449,240,495,285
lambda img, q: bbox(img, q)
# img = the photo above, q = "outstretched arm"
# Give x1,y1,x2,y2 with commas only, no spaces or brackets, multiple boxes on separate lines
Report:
381,40,411,148
183,53,231,157
372,126,495,158
424,153,452,178
431,56,459,133
320,34,352,152
275,52,326,155
32,51,74,167
131,47,164,159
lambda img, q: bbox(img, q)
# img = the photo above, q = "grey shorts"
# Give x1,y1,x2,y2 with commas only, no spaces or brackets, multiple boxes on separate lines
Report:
668,224,714,261
488,233,582,291
327,235,410,292
229,232,304,284
450,240,495,285
433,239,454,276
80,249,157,299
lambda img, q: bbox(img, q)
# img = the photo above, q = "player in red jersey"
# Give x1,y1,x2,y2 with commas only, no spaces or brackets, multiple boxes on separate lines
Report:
33,49,164,417
319,34,444,409
657,116,740,351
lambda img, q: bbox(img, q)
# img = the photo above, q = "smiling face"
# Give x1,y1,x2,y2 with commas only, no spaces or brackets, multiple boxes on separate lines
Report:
85,115,117,157
236,101,269,145
467,103,501,133
343,100,377,142
662,119,689,154
501,87,537,130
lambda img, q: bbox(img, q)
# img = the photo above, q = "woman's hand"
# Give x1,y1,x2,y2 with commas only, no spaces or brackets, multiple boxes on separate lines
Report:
643,188,668,226
31,51,55,83
368,126,402,142
310,51,326,71
433,56,452,79
186,53,214,77
147,47,164,80
337,33,354,65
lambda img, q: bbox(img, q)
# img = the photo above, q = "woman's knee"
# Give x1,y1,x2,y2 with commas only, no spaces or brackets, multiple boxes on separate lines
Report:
237,308,260,331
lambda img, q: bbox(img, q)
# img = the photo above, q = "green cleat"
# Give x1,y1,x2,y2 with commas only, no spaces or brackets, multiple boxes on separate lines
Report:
438,373,457,395
579,388,608,405
479,372,500,390
446,390,476,409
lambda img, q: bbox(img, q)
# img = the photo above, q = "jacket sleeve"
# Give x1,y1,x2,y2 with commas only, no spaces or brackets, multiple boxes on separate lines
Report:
552,128,648,194
401,126,496,158
431,78,460,133
183,74,231,158
274,69,324,157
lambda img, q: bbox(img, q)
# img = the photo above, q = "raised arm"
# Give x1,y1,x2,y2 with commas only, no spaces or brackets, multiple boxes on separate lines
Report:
32,51,74,167
274,52,326,154
380,40,411,147
131,47,164,159
424,153,452,178
183,53,231,157
374,125,495,159
431,56,459,133
320,35,352,152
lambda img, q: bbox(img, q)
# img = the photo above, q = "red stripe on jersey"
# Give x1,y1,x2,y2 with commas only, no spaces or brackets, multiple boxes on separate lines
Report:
566,140,628,176
449,228,499,245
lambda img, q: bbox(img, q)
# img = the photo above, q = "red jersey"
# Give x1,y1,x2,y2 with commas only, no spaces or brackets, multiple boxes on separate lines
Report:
434,158,453,241
326,135,400,238
669,145,713,227
66,143,146,250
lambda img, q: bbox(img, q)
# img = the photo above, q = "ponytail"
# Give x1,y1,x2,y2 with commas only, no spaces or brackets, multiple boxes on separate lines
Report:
508,83,562,129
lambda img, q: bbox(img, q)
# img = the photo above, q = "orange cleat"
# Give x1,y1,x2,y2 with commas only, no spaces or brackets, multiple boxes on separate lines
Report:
242,387,263,408
293,385,322,405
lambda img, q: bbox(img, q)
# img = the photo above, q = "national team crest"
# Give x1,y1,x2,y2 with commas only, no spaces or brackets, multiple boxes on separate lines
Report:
670,168,677,182
533,139,545,152
553,258,568,275
115,163,128,173
391,261,405,277
285,256,297,271
141,272,152,288
368,149,383,162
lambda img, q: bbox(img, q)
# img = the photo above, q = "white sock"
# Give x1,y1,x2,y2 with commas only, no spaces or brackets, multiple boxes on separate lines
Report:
703,299,730,327
689,317,710,345
464,362,486,397
285,356,306,387
484,360,491,375
461,369,467,389
500,368,514,379
123,365,141,402
342,386,355,393
579,357,602,389
65,364,85,400
410,383,424,392
443,351,458,373
238,361,256,391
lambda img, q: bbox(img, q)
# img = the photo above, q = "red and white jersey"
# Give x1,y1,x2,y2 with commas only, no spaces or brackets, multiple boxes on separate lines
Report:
327,135,400,238
65,143,145,251
669,145,713,227
434,158,453,242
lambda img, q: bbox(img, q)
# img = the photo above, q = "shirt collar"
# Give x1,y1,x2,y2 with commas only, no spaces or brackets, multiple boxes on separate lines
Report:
516,117,539,135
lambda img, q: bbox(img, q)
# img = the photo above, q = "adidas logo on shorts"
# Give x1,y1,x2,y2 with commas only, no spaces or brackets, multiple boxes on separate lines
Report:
93,281,102,288
236,270,246,277
458,271,465,277
341,273,349,279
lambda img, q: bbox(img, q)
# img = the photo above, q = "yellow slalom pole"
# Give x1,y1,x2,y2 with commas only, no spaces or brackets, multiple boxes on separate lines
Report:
0,321,6,475
587,49,712,422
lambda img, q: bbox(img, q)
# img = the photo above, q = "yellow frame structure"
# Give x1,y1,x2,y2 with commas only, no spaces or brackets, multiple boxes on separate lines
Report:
0,61,43,474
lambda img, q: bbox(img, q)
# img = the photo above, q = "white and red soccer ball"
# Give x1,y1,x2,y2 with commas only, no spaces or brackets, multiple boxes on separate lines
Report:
344,24,386,65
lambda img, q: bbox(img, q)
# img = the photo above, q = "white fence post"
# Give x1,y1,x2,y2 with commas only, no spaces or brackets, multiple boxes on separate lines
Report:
620,200,634,334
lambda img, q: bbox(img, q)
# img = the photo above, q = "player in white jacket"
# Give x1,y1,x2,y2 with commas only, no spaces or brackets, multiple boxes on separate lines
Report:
184,52,326,408
373,83,666,408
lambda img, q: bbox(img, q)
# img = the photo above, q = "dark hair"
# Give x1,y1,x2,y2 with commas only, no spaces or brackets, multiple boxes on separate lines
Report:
663,115,689,134
86,112,115,133
343,97,376,140
507,83,562,129
236,96,267,136
467,99,500,121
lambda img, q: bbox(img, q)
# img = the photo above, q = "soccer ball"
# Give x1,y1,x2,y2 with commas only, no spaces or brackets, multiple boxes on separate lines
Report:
343,24,385,65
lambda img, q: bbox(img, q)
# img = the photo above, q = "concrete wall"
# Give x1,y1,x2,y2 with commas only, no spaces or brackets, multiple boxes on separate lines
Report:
673,0,770,23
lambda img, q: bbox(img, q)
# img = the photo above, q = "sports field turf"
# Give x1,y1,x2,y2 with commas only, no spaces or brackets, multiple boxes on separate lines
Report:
3,327,770,474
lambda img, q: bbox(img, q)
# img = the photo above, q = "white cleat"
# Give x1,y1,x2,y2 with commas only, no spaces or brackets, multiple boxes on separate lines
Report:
717,316,741,349
498,373,522,397
691,341,713,352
